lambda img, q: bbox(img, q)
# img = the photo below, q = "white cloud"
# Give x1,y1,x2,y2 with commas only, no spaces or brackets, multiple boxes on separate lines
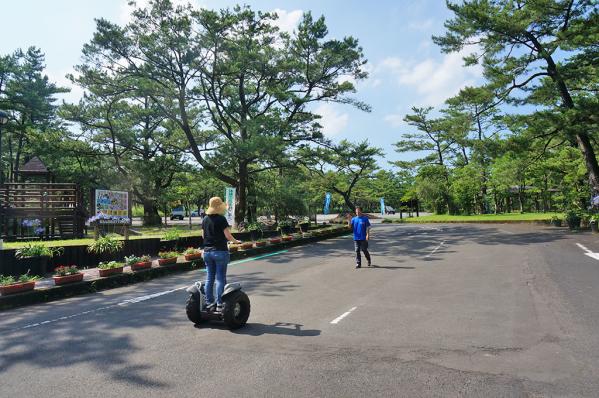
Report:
380,47,483,106
408,18,434,31
271,8,303,34
48,68,85,104
384,114,405,128
315,103,349,136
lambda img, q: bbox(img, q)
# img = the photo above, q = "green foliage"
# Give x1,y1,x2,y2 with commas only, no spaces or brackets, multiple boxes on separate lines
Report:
162,230,181,241
15,243,63,259
158,251,179,259
183,247,201,255
124,255,151,266
98,261,122,270
53,265,80,276
0,274,40,286
87,235,124,254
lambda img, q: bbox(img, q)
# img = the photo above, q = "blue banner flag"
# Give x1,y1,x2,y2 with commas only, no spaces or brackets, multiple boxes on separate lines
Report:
324,192,332,215
380,198,385,216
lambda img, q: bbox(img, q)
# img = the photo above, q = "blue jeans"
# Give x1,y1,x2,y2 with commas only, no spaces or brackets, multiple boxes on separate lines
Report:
203,250,230,305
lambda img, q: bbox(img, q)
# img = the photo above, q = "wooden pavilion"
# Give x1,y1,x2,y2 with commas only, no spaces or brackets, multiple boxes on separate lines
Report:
0,157,86,240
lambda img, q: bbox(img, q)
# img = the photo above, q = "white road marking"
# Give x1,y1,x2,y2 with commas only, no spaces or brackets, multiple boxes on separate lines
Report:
576,243,599,261
425,241,446,258
13,285,188,331
498,229,515,235
330,306,357,324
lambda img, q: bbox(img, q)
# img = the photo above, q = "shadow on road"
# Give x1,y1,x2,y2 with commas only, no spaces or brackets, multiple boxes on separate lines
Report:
196,322,323,337
0,268,303,389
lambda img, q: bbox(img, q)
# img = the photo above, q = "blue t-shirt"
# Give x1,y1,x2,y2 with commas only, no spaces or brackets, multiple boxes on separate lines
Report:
351,215,371,241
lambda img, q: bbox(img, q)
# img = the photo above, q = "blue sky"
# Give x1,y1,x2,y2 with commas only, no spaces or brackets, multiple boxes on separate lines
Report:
0,0,483,165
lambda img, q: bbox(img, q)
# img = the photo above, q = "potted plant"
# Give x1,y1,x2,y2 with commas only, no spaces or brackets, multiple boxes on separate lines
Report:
53,265,84,285
126,255,152,271
565,210,582,230
302,231,313,238
15,243,63,276
184,247,203,261
0,274,40,296
228,243,240,253
278,219,294,235
98,261,124,277
254,240,267,248
87,235,124,261
282,235,293,242
240,241,254,250
550,216,562,227
158,251,179,265
246,222,263,241
269,237,282,244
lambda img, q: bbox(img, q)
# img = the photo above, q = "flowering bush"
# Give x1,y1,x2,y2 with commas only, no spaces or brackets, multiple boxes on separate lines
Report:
54,265,80,276
21,219,41,228
87,213,131,225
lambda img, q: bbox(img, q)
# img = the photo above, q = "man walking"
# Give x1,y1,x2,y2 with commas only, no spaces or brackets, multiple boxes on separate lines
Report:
348,206,371,268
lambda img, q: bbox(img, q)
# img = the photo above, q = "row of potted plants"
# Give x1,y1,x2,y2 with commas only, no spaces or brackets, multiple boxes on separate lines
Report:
1,226,348,295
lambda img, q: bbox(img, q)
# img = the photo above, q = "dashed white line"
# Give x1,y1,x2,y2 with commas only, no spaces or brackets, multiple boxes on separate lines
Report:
12,286,188,332
330,306,357,324
425,241,446,258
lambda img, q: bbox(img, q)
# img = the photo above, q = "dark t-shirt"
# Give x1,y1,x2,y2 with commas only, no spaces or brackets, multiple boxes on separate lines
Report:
202,214,230,251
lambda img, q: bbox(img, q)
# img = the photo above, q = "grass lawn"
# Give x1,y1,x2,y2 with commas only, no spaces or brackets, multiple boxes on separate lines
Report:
389,212,563,223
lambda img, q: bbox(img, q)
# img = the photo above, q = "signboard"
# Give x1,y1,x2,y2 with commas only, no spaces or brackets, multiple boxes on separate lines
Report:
323,192,332,215
380,197,385,216
225,187,236,227
95,189,129,217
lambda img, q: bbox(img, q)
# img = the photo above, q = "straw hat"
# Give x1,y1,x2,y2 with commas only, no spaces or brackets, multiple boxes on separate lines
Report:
206,196,227,215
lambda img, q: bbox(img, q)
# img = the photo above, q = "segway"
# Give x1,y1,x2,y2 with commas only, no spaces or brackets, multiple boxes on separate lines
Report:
185,281,251,329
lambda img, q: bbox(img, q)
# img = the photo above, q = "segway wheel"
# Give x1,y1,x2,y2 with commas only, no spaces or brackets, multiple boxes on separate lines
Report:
186,294,203,325
222,291,250,330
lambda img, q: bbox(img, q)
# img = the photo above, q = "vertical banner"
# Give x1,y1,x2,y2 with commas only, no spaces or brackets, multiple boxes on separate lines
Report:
380,197,385,216
225,187,236,227
323,192,332,215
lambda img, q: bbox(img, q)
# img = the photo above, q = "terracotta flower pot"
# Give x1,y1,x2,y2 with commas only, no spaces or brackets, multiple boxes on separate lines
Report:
254,241,267,248
53,273,84,286
0,281,36,295
240,242,254,250
282,236,293,242
158,257,178,266
98,267,124,277
131,261,152,271
184,253,202,261
229,246,239,253
269,238,281,244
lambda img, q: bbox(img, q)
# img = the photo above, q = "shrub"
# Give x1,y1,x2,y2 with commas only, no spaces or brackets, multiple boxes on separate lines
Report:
162,230,181,241
15,243,63,259
87,235,123,254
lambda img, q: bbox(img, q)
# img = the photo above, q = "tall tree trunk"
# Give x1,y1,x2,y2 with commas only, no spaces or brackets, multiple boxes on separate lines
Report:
235,163,247,225
142,199,162,226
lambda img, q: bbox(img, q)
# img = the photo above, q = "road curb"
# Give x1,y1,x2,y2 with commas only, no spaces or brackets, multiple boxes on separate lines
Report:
0,229,351,311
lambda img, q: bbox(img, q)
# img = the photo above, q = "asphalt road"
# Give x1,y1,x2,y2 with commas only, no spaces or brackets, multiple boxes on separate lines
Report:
2,223,599,397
